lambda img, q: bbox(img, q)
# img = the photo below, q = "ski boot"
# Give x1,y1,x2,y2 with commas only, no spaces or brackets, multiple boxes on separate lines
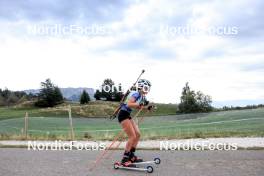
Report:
120,152,133,167
130,150,143,163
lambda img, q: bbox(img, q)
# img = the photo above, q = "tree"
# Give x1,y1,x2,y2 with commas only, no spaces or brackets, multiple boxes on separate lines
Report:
0,88,9,106
94,90,101,100
178,82,198,113
101,78,115,101
112,83,123,101
54,87,64,104
14,91,27,99
1,88,11,100
7,93,19,106
28,92,37,99
0,94,4,106
80,90,90,104
35,79,64,107
178,82,213,113
0,88,31,106
95,79,123,101
195,91,213,112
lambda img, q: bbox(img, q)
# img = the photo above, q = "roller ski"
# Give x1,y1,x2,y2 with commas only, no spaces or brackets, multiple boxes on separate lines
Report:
113,157,161,173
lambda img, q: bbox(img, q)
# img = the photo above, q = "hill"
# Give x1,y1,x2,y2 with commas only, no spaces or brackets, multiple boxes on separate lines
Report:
0,101,178,119
24,87,95,101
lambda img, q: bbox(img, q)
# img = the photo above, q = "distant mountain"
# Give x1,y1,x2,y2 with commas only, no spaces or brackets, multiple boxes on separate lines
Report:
24,87,95,102
60,88,95,101
24,89,40,95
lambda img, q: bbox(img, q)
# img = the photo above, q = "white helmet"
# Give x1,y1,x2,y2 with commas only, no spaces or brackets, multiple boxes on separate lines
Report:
137,79,151,92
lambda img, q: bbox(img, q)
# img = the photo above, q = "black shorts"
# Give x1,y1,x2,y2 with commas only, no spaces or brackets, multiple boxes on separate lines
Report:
117,110,131,123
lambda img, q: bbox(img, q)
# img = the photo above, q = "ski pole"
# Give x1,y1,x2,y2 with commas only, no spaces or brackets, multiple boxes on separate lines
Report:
90,70,145,170
89,130,123,171
89,107,144,171
106,104,156,159
110,69,145,120
105,106,152,159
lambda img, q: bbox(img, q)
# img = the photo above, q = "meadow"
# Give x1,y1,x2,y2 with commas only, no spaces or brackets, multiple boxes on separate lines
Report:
0,105,263,140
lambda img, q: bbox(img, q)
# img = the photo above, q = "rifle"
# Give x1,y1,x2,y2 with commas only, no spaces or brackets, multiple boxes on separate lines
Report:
110,69,145,120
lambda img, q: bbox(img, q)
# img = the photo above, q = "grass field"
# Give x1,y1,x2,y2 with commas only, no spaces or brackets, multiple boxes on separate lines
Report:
0,101,177,120
0,107,263,140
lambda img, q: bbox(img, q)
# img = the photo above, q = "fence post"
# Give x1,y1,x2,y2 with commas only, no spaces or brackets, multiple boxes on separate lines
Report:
68,105,75,140
24,112,28,139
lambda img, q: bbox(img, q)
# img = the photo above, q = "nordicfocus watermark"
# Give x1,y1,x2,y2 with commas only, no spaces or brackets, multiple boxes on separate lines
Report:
160,24,239,36
160,140,238,151
100,84,150,93
28,140,106,151
27,24,111,36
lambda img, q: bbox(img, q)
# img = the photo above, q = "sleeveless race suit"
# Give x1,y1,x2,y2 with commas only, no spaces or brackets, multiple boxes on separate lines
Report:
117,91,144,123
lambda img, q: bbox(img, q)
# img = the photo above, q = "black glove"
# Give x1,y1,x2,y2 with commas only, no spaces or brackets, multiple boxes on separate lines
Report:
147,105,154,110
139,100,149,106
144,100,149,106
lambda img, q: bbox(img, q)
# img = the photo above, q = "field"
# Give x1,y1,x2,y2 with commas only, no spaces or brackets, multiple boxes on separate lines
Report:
0,106,263,140
0,101,178,120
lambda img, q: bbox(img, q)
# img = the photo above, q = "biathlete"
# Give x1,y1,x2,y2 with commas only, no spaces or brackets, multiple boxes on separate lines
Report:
117,79,153,166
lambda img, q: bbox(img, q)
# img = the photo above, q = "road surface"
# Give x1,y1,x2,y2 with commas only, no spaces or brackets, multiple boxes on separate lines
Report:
0,148,263,176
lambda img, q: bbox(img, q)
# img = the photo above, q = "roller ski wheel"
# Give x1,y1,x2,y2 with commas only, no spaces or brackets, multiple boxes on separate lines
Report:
114,162,119,169
154,158,161,164
147,166,154,173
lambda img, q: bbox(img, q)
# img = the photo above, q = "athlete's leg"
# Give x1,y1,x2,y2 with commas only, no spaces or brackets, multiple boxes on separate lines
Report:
129,119,143,162
120,119,137,164
121,119,137,152
130,119,141,148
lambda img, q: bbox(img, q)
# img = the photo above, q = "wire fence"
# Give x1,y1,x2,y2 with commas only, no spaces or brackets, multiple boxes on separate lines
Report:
0,107,264,140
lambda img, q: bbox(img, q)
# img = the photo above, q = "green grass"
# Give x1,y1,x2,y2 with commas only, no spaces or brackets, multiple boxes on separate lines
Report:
0,107,263,140
0,101,178,120
0,107,69,120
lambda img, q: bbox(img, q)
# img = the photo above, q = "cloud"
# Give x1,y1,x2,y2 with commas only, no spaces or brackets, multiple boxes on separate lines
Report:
0,0,132,23
0,0,263,105
219,0,264,41
241,62,264,72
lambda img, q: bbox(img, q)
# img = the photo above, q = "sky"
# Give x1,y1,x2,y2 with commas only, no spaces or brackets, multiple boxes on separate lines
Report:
0,0,263,106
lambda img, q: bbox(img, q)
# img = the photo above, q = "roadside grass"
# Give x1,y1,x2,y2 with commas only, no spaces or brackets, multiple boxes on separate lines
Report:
0,108,263,140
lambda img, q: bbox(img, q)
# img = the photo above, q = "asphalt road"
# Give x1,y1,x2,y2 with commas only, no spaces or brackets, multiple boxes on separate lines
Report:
0,148,263,176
